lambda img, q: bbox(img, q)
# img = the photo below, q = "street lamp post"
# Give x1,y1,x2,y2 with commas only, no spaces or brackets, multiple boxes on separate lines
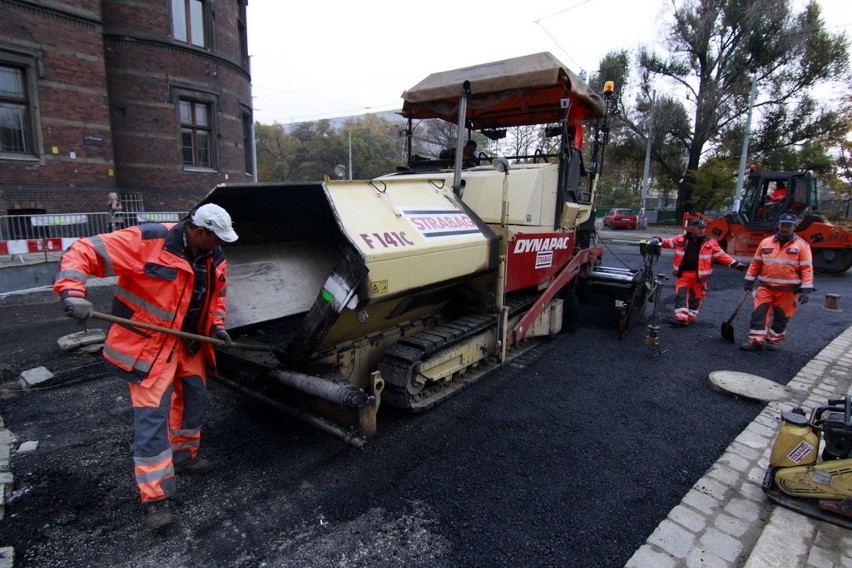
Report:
640,91,656,229
734,77,757,211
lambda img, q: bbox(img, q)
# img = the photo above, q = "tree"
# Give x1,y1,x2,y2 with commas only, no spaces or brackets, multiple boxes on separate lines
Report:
589,51,688,208
411,119,492,161
836,93,852,195
692,156,740,211
254,115,407,182
503,125,540,160
639,0,849,221
254,122,296,182
343,115,407,179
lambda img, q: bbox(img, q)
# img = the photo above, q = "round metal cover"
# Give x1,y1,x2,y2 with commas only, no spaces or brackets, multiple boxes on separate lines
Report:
708,370,793,402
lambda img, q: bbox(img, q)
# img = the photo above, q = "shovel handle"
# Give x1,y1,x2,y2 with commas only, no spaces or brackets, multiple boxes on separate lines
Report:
90,310,272,352
726,289,751,325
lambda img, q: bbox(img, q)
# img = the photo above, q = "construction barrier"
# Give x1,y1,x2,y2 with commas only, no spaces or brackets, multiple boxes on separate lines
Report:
0,237,77,256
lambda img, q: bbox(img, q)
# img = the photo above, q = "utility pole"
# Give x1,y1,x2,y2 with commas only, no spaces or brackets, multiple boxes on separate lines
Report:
734,77,757,211
348,131,353,180
640,91,656,229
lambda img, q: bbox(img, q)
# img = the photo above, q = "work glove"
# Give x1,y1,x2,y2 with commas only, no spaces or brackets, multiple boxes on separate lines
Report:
797,288,813,305
62,297,94,322
734,261,749,272
743,280,754,292
648,237,661,246
643,237,661,254
211,329,233,347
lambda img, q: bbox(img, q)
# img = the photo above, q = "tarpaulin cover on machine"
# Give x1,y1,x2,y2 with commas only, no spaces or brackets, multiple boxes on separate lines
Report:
400,52,606,128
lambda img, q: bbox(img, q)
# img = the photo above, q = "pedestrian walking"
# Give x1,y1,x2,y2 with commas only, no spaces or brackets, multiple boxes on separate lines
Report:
54,203,238,530
651,219,747,326
740,213,814,351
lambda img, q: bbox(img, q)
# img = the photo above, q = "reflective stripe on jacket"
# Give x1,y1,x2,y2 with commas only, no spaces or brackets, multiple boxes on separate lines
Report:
54,221,228,387
745,233,814,291
660,233,737,281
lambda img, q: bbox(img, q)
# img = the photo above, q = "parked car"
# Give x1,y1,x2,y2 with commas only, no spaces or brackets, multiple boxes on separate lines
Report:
602,208,639,229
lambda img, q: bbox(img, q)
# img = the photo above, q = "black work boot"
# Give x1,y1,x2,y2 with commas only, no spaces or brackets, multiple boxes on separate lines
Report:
174,457,213,475
739,341,763,351
145,499,174,531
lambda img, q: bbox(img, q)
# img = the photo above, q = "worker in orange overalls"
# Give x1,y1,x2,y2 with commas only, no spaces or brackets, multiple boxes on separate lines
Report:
54,203,238,531
741,213,813,351
652,218,747,326
766,181,789,206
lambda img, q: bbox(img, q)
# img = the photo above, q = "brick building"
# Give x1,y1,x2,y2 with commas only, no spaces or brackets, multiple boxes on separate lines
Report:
0,0,253,228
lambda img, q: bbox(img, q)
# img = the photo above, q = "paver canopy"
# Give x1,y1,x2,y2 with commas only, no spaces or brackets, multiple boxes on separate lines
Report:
400,52,605,129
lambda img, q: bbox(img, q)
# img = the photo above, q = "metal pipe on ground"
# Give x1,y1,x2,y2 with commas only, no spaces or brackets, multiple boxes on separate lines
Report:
269,369,375,408
215,375,367,449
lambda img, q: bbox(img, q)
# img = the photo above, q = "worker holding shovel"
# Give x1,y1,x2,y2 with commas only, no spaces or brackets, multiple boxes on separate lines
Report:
740,213,814,351
54,203,238,531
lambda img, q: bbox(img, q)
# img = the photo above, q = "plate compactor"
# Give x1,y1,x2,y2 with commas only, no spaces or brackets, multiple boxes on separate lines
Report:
763,396,852,529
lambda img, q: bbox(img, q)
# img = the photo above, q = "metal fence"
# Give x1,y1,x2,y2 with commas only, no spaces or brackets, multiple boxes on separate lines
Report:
0,211,188,241
821,198,852,219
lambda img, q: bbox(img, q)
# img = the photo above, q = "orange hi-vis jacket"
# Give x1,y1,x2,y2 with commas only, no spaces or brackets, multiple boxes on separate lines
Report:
660,233,738,281
745,233,814,291
54,221,228,388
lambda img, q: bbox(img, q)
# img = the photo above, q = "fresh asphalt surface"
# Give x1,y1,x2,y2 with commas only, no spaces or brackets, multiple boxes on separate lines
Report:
0,230,850,567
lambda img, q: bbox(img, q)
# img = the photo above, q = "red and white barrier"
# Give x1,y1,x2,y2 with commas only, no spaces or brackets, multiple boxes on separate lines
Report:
0,237,78,256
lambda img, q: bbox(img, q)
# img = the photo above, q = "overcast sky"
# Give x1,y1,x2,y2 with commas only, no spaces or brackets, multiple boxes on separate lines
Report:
247,0,851,125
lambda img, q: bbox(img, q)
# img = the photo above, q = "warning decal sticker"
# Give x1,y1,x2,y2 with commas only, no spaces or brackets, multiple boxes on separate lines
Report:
787,441,815,464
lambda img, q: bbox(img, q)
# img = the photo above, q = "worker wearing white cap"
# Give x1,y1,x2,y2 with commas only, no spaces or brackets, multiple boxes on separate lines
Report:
54,202,238,531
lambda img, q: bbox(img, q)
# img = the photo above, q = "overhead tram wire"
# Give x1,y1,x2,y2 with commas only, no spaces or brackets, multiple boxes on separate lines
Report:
532,0,596,75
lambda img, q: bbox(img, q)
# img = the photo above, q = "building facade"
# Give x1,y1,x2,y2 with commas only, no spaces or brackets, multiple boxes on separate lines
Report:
0,0,253,227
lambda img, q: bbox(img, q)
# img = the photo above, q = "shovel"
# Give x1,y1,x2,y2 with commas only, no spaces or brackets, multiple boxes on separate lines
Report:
721,289,751,342
90,310,287,361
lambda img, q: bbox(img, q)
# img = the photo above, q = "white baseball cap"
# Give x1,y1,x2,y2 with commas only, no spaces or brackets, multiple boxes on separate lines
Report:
191,203,239,242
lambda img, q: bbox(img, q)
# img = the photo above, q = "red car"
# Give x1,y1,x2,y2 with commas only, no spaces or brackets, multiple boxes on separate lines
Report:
602,208,639,229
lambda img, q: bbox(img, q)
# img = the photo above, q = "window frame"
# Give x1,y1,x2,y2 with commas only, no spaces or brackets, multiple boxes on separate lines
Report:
241,105,254,176
173,87,218,172
170,0,210,49
0,50,42,162
238,0,249,70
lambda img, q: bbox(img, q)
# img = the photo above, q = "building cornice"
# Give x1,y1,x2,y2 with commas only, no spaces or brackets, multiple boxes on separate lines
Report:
2,0,102,27
103,32,251,81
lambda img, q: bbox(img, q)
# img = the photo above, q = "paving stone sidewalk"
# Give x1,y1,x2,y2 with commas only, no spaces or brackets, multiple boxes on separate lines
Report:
626,326,852,568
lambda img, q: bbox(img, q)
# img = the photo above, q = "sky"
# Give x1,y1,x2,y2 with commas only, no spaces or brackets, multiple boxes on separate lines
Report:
247,0,852,125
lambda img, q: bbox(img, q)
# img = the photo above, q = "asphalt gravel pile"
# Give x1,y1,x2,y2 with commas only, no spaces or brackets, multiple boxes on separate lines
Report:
0,245,849,567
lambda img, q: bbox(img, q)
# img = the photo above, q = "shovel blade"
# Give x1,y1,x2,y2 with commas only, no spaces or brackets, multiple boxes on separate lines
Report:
721,321,735,342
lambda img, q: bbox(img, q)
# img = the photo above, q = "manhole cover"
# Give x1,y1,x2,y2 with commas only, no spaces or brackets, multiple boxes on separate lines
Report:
708,370,792,402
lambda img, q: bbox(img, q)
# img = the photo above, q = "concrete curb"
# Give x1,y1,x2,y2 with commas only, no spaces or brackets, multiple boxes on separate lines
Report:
0,262,59,295
0,413,12,567
626,326,852,568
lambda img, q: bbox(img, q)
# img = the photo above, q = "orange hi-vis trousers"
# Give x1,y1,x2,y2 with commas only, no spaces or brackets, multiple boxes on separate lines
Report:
128,340,208,503
673,271,707,323
747,287,798,346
